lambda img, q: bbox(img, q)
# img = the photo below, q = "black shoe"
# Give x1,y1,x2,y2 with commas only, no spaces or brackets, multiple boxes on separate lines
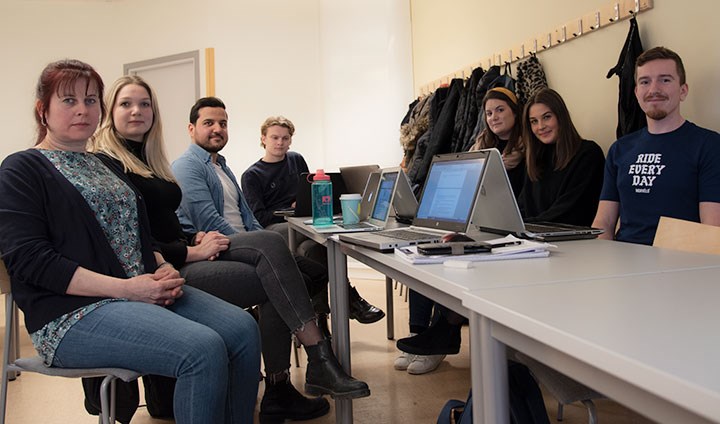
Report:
304,340,371,399
396,316,461,355
348,286,385,324
318,313,332,341
260,378,330,423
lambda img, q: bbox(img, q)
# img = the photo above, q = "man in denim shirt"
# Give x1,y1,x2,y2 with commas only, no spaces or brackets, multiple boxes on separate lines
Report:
173,97,384,321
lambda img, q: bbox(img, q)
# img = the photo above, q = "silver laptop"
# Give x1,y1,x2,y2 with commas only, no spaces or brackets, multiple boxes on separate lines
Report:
390,167,418,221
340,164,380,196
359,170,381,220
339,151,489,251
312,168,399,234
467,148,604,242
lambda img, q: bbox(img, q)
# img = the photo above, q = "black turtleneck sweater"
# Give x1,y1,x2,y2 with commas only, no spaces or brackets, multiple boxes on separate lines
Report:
518,139,605,226
99,140,193,268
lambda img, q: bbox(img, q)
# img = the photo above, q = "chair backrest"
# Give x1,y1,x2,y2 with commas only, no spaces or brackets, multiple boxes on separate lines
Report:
0,260,9,296
653,216,720,255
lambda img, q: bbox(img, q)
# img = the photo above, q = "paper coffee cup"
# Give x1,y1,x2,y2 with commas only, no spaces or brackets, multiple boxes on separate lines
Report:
340,193,362,225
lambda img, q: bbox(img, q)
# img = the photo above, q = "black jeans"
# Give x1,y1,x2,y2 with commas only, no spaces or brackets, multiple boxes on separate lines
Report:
180,230,319,374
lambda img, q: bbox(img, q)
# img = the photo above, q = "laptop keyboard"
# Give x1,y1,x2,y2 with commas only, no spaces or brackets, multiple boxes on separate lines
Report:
377,229,439,241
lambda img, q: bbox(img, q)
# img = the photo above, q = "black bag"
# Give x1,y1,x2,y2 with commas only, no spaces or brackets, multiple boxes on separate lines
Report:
82,374,176,422
436,361,550,424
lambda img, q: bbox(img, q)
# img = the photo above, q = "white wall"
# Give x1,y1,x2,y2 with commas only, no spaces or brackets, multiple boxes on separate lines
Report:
410,0,720,153
0,0,413,175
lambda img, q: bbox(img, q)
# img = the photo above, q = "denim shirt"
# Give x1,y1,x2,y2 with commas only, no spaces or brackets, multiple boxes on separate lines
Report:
172,143,263,235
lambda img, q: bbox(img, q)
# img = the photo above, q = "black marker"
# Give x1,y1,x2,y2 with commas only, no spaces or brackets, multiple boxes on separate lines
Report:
490,241,522,248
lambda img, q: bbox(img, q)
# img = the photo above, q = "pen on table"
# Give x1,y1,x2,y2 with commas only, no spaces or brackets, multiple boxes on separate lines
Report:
490,241,522,248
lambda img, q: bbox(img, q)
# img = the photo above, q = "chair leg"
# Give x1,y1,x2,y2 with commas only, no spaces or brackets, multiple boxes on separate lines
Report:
557,401,564,421
292,335,301,368
385,277,394,340
1,294,15,424
582,399,598,424
99,375,118,424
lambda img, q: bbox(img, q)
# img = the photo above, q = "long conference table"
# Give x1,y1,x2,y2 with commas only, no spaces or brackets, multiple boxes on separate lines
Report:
286,217,720,423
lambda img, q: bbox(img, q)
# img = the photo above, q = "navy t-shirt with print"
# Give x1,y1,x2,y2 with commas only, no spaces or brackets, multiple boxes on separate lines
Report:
600,121,720,245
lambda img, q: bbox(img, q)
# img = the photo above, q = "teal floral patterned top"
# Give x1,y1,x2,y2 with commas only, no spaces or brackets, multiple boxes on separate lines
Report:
30,150,144,365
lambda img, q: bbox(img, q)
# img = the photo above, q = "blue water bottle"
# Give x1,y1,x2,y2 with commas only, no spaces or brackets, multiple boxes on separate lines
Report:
311,169,333,226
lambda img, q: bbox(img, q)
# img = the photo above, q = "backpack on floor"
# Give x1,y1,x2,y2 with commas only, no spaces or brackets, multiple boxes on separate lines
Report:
436,389,472,424
436,362,550,424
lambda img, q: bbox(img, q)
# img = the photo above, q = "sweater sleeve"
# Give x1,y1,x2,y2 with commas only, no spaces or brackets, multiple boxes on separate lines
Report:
241,167,277,227
0,153,78,294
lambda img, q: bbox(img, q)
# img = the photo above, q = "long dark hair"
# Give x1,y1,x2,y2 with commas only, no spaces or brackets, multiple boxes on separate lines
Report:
34,59,105,144
522,88,582,181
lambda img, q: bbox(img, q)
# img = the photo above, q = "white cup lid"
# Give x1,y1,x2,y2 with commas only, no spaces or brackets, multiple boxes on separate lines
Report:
340,193,362,200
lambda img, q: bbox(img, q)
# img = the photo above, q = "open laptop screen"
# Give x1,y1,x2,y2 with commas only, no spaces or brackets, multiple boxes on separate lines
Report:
371,171,398,221
413,153,487,232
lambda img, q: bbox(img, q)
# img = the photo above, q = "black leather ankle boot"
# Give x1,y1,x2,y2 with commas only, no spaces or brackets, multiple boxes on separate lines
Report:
348,286,385,324
260,373,330,423
304,340,371,399
317,313,332,341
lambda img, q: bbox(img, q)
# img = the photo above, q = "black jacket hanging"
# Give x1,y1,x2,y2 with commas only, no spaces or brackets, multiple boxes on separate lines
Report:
606,16,646,138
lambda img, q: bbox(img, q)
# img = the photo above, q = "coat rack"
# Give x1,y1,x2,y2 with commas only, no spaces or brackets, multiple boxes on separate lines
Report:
418,0,653,96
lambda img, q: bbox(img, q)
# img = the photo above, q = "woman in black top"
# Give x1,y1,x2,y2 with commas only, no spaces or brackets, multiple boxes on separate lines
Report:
92,76,369,422
519,88,605,226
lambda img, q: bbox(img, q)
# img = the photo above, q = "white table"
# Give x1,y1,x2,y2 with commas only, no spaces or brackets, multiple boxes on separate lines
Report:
464,267,720,424
337,237,720,423
287,217,720,423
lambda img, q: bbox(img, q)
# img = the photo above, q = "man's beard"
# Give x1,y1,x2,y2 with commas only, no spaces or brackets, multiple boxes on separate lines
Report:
198,138,226,153
645,109,668,121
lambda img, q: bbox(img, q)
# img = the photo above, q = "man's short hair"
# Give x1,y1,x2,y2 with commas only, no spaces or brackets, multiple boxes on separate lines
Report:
260,116,295,148
261,116,295,137
189,97,226,124
636,46,686,85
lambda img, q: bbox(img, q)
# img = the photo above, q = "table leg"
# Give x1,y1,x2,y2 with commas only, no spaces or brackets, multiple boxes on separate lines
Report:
471,312,509,424
385,277,394,340
327,238,353,423
287,224,297,252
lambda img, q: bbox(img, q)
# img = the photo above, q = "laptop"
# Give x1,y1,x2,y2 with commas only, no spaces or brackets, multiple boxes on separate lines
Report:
311,168,400,234
291,171,348,217
467,148,604,242
359,170,381,220
339,151,488,252
390,167,418,222
339,164,380,196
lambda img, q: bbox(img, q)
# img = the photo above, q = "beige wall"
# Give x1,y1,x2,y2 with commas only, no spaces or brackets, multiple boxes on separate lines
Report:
0,0,413,174
410,0,720,152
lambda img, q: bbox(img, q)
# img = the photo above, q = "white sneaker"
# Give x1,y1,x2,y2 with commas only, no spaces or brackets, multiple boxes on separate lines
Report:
394,333,417,370
394,351,417,370
407,354,446,375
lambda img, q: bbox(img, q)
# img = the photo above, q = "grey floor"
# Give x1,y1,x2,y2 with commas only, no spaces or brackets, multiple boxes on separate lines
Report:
2,270,656,423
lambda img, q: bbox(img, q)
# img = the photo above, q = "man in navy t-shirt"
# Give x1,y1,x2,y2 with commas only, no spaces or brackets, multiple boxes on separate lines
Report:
593,47,720,245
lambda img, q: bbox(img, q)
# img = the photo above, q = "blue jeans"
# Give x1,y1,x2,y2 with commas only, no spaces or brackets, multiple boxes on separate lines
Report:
53,286,261,424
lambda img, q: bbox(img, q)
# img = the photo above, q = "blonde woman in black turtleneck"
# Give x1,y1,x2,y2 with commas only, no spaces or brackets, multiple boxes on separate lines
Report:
91,76,370,423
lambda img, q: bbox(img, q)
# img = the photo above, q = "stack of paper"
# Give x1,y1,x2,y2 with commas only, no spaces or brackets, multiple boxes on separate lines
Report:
394,235,554,265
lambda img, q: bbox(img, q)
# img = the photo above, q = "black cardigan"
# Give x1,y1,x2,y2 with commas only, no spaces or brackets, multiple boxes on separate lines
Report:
0,150,158,332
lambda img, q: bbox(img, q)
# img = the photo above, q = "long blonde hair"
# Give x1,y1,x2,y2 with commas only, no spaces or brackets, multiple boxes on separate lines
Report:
91,75,175,181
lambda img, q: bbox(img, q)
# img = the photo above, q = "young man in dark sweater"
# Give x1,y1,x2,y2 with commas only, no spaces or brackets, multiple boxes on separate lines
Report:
241,116,384,324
